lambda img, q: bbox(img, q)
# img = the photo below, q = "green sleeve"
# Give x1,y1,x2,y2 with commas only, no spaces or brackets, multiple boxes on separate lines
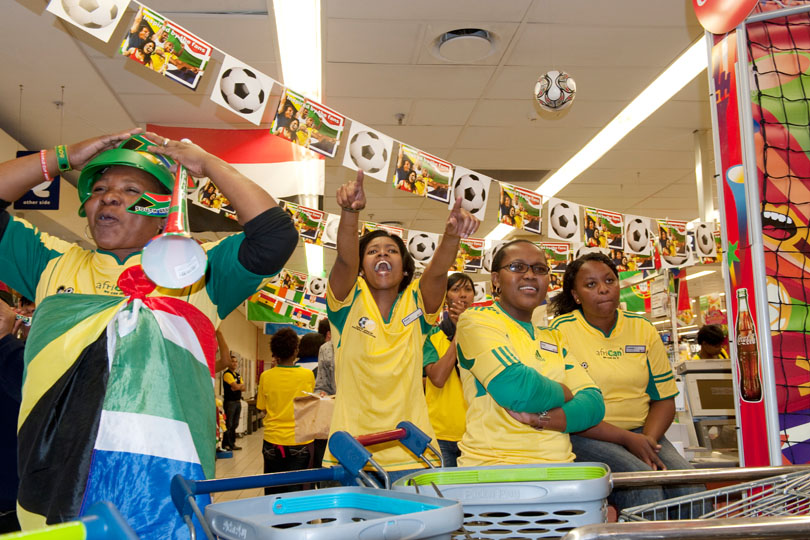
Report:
422,327,441,368
562,387,605,433
204,233,269,320
0,215,64,300
487,363,566,413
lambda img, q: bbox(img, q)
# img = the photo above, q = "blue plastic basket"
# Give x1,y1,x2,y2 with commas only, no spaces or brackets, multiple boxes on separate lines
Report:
203,486,462,540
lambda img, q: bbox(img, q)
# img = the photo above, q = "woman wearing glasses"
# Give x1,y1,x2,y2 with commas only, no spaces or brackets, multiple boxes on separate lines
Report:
456,240,604,465
548,253,700,512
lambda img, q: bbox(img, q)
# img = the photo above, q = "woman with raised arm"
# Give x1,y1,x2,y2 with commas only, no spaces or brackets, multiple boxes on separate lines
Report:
456,240,605,466
548,253,702,513
322,171,478,481
0,129,298,538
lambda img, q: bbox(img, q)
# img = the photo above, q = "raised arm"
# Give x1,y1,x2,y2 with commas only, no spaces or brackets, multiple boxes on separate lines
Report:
420,197,478,314
146,132,276,225
0,128,142,203
329,170,365,301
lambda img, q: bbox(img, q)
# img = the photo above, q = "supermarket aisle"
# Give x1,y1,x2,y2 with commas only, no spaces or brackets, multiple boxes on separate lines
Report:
212,429,266,502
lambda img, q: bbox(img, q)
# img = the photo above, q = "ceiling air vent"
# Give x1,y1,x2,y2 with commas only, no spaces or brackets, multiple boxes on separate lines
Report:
434,28,494,62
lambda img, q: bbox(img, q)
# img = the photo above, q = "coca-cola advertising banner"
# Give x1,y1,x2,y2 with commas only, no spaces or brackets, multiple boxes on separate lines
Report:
710,31,771,466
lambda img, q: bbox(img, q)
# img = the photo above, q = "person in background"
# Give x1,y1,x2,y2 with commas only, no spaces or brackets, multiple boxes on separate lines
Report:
312,319,333,468
222,353,245,451
456,240,604,466
548,253,702,513
423,273,474,467
298,331,325,372
0,298,23,533
694,324,729,359
323,170,478,481
314,318,334,396
256,328,315,494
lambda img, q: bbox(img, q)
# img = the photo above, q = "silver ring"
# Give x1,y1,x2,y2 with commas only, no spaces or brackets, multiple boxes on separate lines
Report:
162,138,169,147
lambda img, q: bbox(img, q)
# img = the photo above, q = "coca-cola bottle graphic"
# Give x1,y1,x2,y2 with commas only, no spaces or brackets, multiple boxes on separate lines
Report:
736,288,762,402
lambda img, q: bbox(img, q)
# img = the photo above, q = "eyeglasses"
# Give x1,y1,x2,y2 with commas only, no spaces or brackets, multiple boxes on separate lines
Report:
498,261,550,276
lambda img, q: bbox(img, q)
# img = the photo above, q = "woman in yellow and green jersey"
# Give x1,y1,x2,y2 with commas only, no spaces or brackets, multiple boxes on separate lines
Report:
456,240,605,466
548,252,702,513
323,171,479,482
423,273,474,467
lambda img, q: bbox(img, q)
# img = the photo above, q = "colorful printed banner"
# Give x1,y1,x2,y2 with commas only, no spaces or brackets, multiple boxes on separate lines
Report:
584,207,624,250
498,183,542,234
272,88,345,158
120,6,211,90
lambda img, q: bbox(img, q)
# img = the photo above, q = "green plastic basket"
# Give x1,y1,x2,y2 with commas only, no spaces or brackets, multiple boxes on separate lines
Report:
402,465,607,486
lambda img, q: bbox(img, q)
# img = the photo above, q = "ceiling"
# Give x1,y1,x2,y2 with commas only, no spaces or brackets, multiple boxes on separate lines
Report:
2,0,717,293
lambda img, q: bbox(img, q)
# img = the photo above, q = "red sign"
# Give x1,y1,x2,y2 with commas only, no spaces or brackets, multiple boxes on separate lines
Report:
693,0,758,34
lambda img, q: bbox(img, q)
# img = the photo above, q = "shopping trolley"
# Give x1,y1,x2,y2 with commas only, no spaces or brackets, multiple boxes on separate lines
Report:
560,465,810,540
393,463,611,540
171,421,459,540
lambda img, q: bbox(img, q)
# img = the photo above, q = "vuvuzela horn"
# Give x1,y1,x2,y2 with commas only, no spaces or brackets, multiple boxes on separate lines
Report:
141,165,208,289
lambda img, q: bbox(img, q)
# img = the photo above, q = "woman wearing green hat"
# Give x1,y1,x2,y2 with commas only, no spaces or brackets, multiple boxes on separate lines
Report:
0,128,298,537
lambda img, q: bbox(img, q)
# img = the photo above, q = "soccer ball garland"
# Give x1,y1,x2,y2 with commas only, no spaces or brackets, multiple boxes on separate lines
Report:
452,173,488,217
349,131,389,174
62,0,119,28
219,67,266,114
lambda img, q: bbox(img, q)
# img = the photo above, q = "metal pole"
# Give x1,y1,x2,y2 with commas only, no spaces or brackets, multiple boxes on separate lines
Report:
735,24,782,467
704,30,745,464
612,464,810,487
562,516,810,540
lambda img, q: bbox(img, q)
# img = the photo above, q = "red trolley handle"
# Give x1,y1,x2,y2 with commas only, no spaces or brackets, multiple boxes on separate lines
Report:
355,428,407,447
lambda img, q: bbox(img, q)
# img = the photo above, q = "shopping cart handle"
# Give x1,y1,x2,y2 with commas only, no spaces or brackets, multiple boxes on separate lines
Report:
329,431,374,479
81,501,139,540
171,467,351,519
395,421,432,458
355,428,408,446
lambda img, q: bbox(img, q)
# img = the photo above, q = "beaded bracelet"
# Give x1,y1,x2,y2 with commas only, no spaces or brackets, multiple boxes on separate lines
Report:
39,149,53,183
55,144,72,172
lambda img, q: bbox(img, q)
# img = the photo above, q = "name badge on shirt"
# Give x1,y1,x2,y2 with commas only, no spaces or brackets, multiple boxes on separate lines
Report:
540,341,558,354
402,308,423,326
625,345,647,354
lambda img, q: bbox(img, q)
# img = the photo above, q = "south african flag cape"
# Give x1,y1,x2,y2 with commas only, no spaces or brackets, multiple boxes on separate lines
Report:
17,267,217,539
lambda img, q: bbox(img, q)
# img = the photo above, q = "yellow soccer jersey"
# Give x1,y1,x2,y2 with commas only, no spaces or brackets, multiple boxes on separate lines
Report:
457,303,598,466
423,325,467,442
256,365,315,446
323,277,442,470
550,309,678,430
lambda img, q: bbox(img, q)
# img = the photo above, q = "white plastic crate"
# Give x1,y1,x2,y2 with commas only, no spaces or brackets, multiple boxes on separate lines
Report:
393,463,610,539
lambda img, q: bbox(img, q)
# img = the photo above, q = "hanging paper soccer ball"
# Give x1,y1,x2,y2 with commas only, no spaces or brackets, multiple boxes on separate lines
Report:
534,70,576,112
219,67,266,114
61,0,119,29
349,131,389,174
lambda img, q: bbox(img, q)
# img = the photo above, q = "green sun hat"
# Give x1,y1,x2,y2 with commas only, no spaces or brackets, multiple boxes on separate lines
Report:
76,134,176,217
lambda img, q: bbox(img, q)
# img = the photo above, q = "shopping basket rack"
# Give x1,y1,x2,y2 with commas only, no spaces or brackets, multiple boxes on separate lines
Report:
559,465,810,540
171,421,457,540
393,463,611,540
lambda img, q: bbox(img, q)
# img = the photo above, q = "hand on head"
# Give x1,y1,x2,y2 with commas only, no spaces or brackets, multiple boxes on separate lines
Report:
67,127,144,171
445,196,479,238
144,132,215,178
0,301,19,340
337,170,366,212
